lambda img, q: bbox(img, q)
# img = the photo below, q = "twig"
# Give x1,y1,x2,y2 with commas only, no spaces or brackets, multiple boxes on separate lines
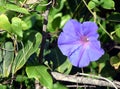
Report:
10,74,14,89
35,80,42,89
11,35,18,56
78,73,118,89
82,0,114,40
114,46,120,49
35,0,52,89
39,1,52,6
39,0,52,63
98,21,114,40
82,0,96,22
66,85,96,88
36,0,52,89
51,72,120,88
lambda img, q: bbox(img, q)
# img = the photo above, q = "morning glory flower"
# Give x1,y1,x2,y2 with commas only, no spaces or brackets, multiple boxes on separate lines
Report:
58,19,104,67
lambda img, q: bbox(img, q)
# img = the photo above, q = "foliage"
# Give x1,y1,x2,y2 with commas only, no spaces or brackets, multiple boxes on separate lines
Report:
0,0,120,89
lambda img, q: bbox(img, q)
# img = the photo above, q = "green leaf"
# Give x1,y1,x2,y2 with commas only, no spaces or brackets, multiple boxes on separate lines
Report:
117,52,120,58
0,0,6,6
52,17,61,30
21,21,29,30
88,1,96,9
0,14,11,32
110,56,120,69
4,4,29,14
3,42,14,77
11,17,23,37
100,0,115,9
11,17,29,37
12,33,42,74
91,62,98,68
50,0,66,15
0,84,7,89
56,58,72,74
26,65,53,89
24,14,37,29
16,75,28,82
0,0,6,14
48,13,62,32
60,15,71,28
98,63,105,73
0,6,6,14
116,28,120,38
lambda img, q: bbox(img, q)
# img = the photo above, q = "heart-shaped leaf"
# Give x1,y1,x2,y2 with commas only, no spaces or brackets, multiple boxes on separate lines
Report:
26,65,53,89
0,14,11,32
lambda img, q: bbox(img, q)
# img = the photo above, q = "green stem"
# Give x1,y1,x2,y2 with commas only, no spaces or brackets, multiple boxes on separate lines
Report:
98,21,114,40
82,0,113,40
82,0,96,22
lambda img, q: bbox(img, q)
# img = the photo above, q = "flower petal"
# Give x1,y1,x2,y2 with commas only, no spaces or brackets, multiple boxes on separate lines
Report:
58,32,81,56
88,34,99,41
82,22,98,37
58,43,81,57
69,46,90,67
63,19,83,37
58,32,78,45
58,19,84,56
88,41,104,61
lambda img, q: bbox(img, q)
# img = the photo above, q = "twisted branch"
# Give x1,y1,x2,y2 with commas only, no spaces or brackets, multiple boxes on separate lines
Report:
51,72,120,89
39,0,52,63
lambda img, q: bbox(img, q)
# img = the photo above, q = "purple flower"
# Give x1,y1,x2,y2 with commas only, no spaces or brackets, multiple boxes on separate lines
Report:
58,19,104,67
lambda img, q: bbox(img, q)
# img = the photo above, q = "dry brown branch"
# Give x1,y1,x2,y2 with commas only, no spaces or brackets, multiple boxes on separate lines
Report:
37,0,52,89
51,72,120,89
39,0,52,63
